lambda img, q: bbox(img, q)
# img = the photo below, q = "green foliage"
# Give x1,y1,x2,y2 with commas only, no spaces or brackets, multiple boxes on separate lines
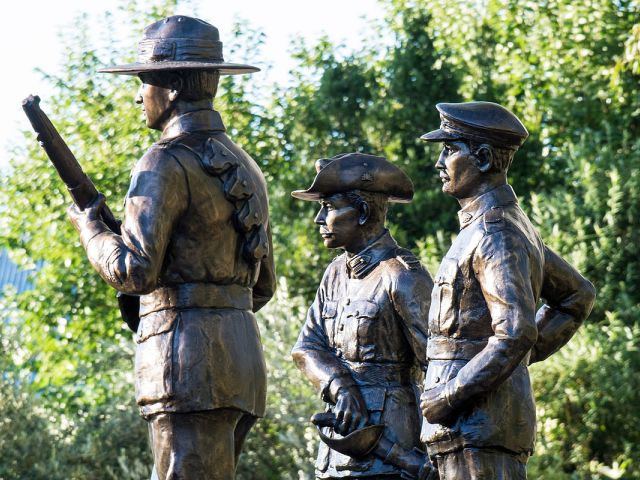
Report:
529,316,640,479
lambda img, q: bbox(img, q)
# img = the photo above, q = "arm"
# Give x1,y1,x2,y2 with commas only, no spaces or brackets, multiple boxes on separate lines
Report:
252,221,276,312
291,268,367,434
529,246,596,364
69,147,188,295
423,231,538,424
390,264,432,370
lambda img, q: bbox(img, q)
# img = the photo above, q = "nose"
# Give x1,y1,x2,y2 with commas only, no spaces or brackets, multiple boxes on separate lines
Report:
314,207,327,225
435,149,447,171
135,86,144,105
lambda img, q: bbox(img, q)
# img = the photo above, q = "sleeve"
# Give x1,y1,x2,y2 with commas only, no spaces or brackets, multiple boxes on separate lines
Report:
390,264,433,371
291,267,356,404
252,220,276,312
444,230,538,410
529,245,596,364
79,147,189,295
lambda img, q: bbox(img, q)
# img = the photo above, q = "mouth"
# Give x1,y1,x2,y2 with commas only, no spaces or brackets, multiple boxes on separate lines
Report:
439,172,450,183
320,230,334,239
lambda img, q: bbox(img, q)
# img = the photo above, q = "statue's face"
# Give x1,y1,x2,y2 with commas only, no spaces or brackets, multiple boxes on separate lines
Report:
136,73,175,131
435,140,483,199
315,193,361,251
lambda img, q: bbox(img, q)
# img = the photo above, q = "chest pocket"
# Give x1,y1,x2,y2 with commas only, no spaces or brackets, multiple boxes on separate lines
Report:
434,257,458,335
343,300,379,361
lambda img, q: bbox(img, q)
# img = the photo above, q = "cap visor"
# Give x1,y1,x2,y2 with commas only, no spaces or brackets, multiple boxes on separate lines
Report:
291,190,322,202
98,61,260,76
420,129,460,143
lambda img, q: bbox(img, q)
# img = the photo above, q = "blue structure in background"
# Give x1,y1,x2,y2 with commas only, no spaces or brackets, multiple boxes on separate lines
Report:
0,249,37,294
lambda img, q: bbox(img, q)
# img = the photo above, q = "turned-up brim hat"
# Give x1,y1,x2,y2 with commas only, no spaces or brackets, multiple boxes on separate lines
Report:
99,15,259,75
420,101,528,150
291,153,414,203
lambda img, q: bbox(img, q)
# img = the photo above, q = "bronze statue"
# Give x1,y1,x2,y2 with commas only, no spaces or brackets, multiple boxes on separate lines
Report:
291,153,437,480
67,16,275,479
419,102,596,479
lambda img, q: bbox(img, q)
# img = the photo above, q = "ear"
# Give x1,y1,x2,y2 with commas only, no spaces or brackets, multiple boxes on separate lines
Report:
473,144,494,173
358,201,370,226
168,75,184,102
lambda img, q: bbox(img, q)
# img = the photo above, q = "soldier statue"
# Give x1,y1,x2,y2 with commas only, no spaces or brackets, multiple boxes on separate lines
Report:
67,16,275,479
419,101,596,479
291,153,437,480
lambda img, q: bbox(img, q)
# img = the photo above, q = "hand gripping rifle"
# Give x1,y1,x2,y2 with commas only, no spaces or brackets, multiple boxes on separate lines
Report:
22,95,140,332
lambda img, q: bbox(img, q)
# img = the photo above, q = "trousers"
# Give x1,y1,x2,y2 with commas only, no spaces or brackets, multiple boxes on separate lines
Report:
433,447,527,480
148,409,257,480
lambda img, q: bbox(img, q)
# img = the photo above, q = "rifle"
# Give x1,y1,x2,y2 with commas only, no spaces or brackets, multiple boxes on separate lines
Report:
22,94,140,332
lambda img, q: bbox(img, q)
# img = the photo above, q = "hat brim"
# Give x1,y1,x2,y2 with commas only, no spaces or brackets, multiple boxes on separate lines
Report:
98,61,260,75
420,129,460,143
291,189,412,204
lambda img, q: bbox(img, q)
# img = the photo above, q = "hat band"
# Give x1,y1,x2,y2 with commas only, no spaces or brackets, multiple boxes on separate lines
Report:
441,119,520,150
138,38,224,63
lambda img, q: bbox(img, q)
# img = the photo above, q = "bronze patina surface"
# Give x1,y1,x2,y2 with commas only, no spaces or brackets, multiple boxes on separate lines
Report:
292,153,437,479
419,101,596,479
67,15,274,479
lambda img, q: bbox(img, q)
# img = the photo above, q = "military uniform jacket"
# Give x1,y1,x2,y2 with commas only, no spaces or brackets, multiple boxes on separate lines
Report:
422,184,595,457
293,231,433,478
81,109,275,418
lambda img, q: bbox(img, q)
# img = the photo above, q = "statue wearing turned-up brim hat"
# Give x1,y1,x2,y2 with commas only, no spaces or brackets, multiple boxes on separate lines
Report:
67,15,275,480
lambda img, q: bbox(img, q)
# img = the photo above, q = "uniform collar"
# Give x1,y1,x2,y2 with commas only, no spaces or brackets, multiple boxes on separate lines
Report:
161,109,226,140
457,184,517,229
346,229,397,279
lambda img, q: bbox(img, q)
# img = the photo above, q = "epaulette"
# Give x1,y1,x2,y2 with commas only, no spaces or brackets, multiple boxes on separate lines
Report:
483,206,506,234
396,252,422,271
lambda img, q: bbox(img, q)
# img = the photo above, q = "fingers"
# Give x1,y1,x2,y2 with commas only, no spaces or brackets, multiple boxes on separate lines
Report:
420,392,429,418
86,194,106,222
337,408,353,435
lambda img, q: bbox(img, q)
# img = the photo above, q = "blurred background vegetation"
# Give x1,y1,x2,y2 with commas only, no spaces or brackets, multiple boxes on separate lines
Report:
0,0,639,478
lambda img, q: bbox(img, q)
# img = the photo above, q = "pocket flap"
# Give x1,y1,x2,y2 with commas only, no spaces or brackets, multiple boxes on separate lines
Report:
360,386,386,411
321,301,338,319
136,310,177,343
346,300,379,318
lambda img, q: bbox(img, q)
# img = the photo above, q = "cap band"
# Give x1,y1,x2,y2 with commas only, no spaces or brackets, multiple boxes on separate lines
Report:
138,38,224,63
440,119,520,150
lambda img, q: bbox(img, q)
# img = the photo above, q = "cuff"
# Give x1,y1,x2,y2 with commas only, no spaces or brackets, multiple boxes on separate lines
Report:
321,371,356,404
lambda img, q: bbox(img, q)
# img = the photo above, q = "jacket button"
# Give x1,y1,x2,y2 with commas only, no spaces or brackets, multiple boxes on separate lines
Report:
339,324,344,331
435,376,441,384
346,299,351,305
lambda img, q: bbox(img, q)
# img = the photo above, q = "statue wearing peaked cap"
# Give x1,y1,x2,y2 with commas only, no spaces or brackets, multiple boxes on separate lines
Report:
291,153,437,479
67,15,275,479
419,102,596,479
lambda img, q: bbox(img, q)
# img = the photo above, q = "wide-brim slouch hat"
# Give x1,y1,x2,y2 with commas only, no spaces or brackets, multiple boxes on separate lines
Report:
421,101,528,150
99,15,259,75
291,153,414,203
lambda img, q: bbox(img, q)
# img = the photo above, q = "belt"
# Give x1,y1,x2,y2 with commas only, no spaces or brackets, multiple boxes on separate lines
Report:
427,336,488,361
344,361,413,386
140,282,253,316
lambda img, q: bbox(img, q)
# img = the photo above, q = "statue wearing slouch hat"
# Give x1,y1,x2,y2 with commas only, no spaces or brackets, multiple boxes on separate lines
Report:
419,101,596,479
67,15,275,479
292,153,437,480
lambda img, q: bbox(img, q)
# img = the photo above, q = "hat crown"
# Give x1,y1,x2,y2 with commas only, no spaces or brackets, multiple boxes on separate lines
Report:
143,16,220,42
292,153,414,203
99,15,259,76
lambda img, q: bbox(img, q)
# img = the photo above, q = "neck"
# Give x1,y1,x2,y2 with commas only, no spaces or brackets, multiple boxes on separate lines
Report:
159,99,213,131
344,226,386,257
457,176,507,209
